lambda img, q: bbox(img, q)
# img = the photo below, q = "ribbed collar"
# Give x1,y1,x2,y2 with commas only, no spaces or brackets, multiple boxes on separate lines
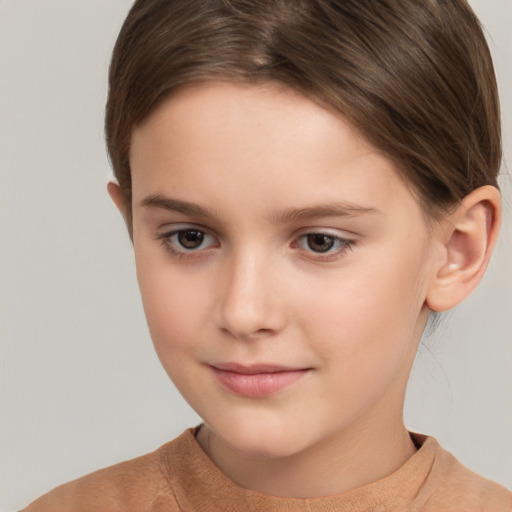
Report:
159,428,437,512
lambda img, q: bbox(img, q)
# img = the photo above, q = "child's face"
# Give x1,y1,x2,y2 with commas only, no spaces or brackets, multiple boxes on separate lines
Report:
129,81,439,458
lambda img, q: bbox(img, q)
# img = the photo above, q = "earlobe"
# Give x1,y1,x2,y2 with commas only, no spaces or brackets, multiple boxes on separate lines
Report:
426,186,501,312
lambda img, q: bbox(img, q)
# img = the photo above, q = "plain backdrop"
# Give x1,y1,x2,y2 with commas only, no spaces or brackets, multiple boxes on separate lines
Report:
0,0,511,509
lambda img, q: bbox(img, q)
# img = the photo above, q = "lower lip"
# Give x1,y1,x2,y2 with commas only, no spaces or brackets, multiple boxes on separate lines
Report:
211,368,310,398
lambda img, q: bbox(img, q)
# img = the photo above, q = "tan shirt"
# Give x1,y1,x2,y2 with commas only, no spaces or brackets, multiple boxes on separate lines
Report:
23,428,511,511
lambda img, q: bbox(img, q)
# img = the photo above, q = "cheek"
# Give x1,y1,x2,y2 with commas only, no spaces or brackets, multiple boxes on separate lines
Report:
134,251,210,365
296,286,419,426
299,244,429,374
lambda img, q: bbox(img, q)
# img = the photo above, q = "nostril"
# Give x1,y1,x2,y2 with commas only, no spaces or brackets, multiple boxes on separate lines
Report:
219,325,276,340
255,328,274,336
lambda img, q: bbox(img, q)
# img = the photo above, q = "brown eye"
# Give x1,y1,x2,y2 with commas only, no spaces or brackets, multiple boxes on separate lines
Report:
294,232,354,258
306,234,336,253
177,230,205,249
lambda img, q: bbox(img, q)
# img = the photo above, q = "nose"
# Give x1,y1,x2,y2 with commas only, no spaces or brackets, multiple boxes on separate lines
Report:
216,249,288,340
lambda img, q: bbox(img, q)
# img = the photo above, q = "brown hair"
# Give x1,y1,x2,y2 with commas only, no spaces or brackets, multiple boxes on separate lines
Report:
105,0,501,231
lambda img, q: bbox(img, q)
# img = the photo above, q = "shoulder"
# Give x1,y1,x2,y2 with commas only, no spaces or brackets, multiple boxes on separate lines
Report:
413,434,512,511
21,430,196,512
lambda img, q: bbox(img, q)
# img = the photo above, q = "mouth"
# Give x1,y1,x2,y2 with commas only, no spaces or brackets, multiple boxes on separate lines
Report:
209,362,311,398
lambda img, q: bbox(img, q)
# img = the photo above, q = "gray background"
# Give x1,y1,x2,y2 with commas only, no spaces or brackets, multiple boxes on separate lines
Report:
0,0,510,509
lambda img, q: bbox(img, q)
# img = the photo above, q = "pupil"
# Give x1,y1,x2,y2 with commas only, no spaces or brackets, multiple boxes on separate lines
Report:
307,234,334,252
178,230,204,249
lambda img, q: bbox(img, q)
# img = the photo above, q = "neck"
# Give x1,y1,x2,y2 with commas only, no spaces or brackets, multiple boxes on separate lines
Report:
196,414,417,498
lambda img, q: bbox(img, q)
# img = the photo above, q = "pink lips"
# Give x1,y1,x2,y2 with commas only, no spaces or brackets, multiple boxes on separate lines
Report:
210,363,310,398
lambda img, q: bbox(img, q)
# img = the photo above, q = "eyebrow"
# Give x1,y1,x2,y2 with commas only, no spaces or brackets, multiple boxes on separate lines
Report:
141,194,381,222
269,203,382,223
141,194,217,218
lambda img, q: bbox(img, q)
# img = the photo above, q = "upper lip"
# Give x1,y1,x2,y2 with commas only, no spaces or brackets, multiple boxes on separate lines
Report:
211,362,308,374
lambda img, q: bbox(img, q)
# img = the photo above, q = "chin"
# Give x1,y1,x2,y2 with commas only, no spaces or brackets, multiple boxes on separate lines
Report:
232,439,295,459
212,416,311,460
228,438,300,460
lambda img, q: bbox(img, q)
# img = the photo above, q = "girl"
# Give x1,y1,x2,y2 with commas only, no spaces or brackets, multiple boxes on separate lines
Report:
16,0,511,510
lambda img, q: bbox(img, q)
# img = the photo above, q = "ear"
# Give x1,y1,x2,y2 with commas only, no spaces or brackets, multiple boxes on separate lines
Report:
107,180,126,214
426,185,501,312
107,181,133,239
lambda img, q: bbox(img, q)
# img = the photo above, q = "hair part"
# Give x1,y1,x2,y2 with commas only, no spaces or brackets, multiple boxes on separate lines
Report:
105,0,501,232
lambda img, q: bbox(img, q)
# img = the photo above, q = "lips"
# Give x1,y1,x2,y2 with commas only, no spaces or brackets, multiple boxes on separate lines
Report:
210,363,310,398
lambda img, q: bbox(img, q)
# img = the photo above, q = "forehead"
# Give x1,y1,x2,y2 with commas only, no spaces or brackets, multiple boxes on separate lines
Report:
132,80,371,164
129,81,423,223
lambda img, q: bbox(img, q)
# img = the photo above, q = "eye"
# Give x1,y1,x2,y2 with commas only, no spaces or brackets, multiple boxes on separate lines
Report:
295,232,353,256
176,229,207,249
156,227,218,254
305,234,337,253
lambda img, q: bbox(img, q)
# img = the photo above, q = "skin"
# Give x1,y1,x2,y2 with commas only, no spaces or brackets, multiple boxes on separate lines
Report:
110,81,501,498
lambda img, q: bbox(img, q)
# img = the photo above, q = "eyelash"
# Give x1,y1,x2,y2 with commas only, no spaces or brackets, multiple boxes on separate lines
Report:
155,228,355,262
